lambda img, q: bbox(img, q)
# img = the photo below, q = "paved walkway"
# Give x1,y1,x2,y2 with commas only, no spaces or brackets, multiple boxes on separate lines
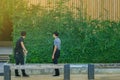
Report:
0,74,120,80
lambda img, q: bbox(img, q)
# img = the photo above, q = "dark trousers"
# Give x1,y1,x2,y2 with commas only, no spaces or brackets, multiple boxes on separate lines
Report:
52,50,60,75
14,51,27,76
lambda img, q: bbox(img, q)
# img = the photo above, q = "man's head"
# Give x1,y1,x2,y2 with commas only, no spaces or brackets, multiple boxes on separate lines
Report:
53,31,59,38
21,31,26,38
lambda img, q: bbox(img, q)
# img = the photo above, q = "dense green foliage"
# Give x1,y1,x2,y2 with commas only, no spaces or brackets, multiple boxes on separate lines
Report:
9,0,120,63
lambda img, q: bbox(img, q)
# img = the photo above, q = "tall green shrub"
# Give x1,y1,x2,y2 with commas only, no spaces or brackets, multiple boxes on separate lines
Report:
11,0,120,63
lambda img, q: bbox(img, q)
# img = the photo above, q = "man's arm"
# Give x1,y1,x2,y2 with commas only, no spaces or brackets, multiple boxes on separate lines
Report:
21,42,27,50
52,45,57,59
21,42,28,54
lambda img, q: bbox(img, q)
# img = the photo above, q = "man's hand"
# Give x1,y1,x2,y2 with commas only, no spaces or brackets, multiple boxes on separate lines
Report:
23,50,28,55
52,55,54,59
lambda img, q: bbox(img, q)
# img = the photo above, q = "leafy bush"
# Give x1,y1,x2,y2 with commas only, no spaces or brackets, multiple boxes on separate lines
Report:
10,0,120,63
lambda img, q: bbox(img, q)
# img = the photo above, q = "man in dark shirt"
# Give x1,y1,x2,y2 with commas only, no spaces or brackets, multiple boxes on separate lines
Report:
52,31,61,76
14,31,29,77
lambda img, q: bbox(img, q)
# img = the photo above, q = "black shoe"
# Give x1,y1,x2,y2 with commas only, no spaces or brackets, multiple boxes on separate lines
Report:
54,69,60,76
23,74,29,77
53,74,59,76
22,69,29,77
15,69,21,77
15,75,21,77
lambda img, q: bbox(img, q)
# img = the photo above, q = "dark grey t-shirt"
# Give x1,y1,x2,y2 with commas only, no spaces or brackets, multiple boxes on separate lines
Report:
54,37,61,50
15,37,24,51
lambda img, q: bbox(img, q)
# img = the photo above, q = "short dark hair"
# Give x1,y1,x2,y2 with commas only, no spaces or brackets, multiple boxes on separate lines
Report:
21,31,26,36
53,31,59,36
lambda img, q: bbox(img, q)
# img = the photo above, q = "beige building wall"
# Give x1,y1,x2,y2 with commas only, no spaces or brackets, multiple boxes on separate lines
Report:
26,0,120,21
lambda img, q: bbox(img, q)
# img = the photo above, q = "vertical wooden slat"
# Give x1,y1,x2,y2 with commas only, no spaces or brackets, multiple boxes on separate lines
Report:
94,0,98,19
104,0,108,20
117,0,119,20
87,0,93,18
116,0,118,20
25,0,119,21
93,0,95,19
111,0,113,20
118,0,120,19
109,0,112,20
114,0,116,21
70,0,72,13
118,0,119,20
92,0,94,19
97,0,100,19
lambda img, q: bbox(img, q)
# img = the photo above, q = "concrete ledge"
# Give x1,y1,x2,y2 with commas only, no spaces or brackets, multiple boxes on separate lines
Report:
1,63,120,76
9,63,120,75
95,63,120,68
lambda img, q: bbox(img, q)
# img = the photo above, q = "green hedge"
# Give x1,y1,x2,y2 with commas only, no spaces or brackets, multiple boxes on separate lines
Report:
10,0,120,63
